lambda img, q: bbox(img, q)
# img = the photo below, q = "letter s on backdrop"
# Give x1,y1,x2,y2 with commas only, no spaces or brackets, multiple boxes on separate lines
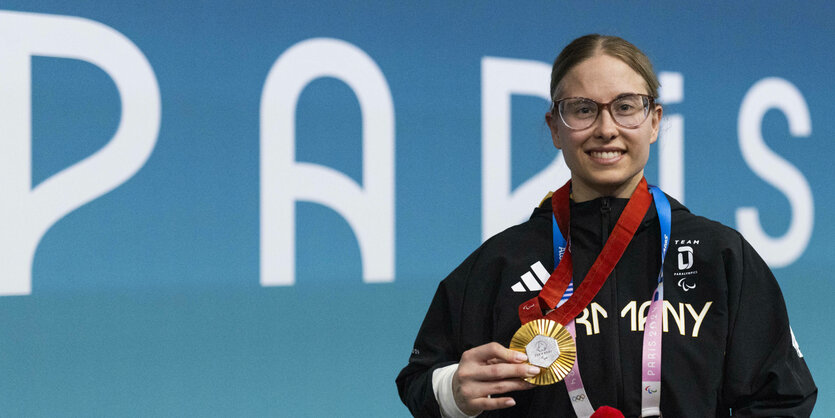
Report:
737,77,813,268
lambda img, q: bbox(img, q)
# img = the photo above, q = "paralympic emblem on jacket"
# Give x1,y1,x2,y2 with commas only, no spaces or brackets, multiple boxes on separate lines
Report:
674,239,700,292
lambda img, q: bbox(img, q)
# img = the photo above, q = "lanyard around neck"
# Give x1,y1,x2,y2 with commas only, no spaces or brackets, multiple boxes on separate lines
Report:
548,182,671,418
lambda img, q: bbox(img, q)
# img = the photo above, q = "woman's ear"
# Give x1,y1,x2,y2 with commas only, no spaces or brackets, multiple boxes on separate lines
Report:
649,104,663,145
546,111,562,149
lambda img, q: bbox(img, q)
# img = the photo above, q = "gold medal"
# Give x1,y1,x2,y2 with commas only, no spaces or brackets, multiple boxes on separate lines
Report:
509,319,576,385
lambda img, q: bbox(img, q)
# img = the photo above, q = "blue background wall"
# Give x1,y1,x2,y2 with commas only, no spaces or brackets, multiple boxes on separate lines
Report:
1,2,832,416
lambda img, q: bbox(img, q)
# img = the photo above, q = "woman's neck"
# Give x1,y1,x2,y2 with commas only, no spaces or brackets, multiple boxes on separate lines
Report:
570,173,643,203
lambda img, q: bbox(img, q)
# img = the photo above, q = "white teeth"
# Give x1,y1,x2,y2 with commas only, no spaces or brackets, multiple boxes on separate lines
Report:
590,151,622,159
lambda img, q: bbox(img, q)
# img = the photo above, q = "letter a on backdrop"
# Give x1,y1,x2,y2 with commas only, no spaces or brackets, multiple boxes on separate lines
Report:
260,38,395,286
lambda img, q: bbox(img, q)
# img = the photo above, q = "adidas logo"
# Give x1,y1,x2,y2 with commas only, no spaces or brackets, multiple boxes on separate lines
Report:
511,261,551,292
511,261,573,303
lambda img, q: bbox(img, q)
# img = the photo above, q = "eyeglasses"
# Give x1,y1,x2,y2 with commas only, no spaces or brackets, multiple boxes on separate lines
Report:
552,93,656,130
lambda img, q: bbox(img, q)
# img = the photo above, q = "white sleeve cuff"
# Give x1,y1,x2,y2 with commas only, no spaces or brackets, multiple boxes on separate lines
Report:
432,363,480,418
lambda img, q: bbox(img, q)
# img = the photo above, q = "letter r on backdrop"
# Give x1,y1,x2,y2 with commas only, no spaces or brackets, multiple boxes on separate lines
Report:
481,57,570,241
0,11,161,295
260,38,395,286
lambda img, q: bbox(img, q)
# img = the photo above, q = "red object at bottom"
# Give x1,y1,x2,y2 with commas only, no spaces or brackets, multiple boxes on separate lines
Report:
590,405,625,418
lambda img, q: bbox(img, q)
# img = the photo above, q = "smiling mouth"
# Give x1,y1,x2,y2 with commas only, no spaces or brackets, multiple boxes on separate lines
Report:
589,150,624,160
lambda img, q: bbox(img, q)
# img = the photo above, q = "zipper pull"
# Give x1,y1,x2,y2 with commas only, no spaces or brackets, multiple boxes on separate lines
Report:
601,197,611,214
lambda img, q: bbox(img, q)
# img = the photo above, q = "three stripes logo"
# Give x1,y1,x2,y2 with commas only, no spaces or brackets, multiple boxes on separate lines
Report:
511,261,572,303
511,261,550,292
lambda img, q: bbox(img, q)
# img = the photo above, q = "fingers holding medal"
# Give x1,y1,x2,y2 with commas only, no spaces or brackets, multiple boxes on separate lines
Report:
452,342,539,414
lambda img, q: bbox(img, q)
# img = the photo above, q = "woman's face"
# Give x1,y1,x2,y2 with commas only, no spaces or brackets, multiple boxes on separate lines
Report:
546,53,662,202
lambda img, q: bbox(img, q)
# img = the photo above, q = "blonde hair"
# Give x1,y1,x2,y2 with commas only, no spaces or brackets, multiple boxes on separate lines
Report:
550,34,660,101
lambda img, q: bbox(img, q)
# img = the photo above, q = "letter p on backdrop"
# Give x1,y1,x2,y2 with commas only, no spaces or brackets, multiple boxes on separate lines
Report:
0,11,160,295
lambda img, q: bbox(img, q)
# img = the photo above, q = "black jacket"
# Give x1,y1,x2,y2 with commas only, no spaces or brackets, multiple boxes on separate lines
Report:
396,195,816,417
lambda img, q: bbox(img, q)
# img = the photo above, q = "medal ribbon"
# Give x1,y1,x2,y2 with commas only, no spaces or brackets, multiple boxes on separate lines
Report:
518,178,671,418
518,177,652,325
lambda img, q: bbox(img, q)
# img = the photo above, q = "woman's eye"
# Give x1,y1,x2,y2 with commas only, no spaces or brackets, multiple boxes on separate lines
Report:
571,102,595,116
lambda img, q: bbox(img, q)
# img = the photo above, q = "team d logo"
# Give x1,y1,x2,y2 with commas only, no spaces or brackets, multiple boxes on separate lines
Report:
674,240,700,292
677,245,694,270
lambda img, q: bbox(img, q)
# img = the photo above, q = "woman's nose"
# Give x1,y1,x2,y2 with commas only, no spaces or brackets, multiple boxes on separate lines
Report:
592,106,619,140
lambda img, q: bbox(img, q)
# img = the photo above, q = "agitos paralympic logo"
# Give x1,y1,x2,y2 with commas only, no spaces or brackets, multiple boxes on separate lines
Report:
645,385,658,394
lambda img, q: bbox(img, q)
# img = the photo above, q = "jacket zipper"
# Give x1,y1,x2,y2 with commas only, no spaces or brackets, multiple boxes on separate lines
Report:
600,197,624,407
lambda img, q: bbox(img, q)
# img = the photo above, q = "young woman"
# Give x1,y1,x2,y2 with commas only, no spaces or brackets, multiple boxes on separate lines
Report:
396,35,816,417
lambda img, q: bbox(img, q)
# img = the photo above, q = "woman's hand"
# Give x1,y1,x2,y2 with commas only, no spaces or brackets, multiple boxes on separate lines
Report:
452,342,539,416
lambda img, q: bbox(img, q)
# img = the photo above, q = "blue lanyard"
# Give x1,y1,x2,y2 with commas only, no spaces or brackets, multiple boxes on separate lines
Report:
649,185,671,289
